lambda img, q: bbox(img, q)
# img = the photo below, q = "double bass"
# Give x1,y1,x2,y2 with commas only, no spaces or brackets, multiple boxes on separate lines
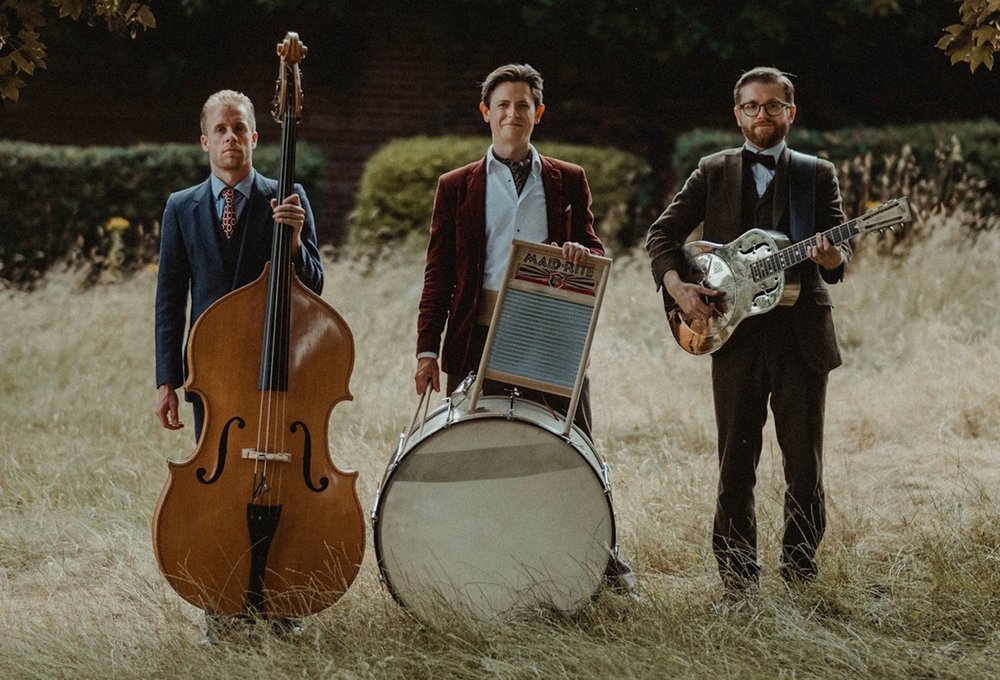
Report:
152,33,365,619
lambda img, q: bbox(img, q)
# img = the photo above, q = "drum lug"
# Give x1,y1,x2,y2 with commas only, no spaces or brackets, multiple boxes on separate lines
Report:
601,461,614,499
506,389,519,418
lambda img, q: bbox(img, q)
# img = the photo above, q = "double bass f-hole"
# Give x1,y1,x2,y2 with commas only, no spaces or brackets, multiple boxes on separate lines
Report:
291,420,329,492
196,415,246,485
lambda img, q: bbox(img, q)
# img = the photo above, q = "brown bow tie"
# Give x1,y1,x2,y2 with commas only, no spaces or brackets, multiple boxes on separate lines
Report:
742,149,776,169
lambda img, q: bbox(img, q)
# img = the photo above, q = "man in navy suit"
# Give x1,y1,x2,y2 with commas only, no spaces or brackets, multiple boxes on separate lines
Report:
154,89,324,438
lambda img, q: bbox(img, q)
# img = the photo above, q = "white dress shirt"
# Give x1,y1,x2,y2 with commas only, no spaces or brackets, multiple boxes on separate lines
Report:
482,145,548,290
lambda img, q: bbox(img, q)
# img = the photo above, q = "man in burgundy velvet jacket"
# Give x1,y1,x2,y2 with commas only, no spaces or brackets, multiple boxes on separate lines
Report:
413,63,603,433
412,62,637,597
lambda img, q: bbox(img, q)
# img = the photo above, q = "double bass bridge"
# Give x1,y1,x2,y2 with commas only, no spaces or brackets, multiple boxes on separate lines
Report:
242,448,292,463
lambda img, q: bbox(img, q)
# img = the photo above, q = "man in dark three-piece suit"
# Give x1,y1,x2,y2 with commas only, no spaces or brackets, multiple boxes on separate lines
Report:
154,89,323,439
646,67,851,596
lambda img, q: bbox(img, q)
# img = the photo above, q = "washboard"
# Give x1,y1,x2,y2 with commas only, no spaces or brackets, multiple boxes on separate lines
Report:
468,239,612,436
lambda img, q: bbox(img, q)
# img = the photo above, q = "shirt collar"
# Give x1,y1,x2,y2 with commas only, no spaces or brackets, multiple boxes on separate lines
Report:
210,169,255,199
485,145,541,176
742,140,786,162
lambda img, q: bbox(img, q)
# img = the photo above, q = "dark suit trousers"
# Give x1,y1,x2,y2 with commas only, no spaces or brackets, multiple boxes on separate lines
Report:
710,309,828,586
447,324,594,440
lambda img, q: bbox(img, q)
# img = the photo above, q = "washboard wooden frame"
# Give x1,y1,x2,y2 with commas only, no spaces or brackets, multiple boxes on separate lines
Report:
468,240,612,436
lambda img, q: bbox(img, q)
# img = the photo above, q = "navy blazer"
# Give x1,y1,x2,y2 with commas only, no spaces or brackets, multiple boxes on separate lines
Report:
154,171,323,389
417,154,604,377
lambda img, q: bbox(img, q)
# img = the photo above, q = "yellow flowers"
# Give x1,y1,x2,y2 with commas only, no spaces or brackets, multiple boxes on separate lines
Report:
105,216,130,232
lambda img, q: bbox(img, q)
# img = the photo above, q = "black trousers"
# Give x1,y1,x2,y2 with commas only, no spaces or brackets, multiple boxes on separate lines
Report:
709,311,828,587
448,324,594,440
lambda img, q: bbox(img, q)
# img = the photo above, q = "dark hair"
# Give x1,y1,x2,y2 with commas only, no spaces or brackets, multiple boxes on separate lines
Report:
733,67,795,106
480,64,544,106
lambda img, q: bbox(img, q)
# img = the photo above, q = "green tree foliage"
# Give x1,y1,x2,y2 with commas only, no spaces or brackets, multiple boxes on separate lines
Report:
937,0,1000,72
0,0,154,101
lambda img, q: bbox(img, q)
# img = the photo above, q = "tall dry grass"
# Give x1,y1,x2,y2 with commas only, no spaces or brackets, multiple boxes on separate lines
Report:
0,210,997,679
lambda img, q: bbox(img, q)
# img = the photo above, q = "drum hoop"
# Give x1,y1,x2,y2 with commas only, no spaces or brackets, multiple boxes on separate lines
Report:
417,396,597,455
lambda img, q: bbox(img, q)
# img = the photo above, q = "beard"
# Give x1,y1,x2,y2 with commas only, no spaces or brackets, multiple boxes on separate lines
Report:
742,119,789,150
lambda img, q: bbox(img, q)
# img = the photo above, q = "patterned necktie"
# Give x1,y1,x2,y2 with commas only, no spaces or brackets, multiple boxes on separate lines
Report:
499,156,532,195
220,186,236,239
741,148,776,169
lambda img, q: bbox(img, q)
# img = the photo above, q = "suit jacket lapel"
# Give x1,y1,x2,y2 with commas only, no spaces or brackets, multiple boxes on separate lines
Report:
231,171,274,286
720,151,743,238
460,159,488,255
191,179,219,246
771,149,790,231
541,156,564,243
246,171,274,241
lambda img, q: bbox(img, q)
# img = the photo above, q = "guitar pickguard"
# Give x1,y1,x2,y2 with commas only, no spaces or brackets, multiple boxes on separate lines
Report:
730,229,798,315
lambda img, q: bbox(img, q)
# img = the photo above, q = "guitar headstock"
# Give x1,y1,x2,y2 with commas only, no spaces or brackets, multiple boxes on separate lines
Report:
272,32,307,123
856,197,914,234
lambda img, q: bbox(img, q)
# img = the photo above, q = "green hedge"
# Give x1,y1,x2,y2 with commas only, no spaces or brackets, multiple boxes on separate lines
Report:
672,119,1000,197
0,140,326,287
352,135,653,248
668,120,1000,250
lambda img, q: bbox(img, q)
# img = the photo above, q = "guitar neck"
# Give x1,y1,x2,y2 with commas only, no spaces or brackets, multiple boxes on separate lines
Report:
751,219,860,280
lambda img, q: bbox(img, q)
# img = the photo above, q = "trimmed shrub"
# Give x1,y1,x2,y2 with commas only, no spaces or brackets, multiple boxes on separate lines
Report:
671,119,1000,187
672,120,1000,209
351,135,653,249
0,140,326,288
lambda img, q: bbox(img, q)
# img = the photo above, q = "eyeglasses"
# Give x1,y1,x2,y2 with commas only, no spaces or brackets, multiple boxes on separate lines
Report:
737,100,792,117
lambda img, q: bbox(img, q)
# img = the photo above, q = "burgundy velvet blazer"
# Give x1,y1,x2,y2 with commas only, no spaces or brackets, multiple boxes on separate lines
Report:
417,154,604,377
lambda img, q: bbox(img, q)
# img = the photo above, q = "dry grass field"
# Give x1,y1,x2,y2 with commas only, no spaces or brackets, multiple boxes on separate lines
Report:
0,210,997,679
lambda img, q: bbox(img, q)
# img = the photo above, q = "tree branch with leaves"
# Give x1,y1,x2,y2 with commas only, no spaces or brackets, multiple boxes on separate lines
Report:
937,0,1000,72
0,0,154,101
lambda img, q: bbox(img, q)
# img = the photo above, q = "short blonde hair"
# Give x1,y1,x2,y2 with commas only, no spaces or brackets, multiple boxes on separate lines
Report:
200,90,256,134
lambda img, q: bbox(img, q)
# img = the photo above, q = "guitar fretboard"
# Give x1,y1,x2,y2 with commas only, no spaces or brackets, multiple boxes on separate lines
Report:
749,219,861,282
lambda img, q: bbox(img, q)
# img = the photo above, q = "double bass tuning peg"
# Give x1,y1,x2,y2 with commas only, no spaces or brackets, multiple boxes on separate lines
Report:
272,32,307,123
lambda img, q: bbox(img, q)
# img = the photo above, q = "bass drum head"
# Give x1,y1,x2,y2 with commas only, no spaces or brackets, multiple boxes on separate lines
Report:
374,403,613,622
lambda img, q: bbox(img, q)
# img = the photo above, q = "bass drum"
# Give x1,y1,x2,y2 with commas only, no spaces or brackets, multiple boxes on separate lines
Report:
372,395,616,622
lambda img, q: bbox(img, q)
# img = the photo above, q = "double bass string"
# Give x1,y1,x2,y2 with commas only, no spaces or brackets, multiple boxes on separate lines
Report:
252,81,299,507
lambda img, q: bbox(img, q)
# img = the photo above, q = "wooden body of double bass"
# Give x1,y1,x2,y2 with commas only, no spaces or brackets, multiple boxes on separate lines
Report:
152,266,365,618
